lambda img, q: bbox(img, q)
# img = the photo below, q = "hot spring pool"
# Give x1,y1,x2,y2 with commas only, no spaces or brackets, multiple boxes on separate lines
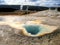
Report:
23,25,43,35
22,24,57,37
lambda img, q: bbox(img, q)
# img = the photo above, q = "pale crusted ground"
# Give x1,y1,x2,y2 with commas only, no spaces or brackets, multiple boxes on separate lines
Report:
0,10,60,45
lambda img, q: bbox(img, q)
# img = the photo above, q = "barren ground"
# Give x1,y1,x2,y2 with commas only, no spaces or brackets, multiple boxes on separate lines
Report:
0,10,60,45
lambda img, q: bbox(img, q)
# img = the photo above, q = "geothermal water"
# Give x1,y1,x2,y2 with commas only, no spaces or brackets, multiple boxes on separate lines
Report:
23,25,41,35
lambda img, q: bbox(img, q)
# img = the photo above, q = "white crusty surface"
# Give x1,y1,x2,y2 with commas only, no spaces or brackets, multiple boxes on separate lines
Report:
0,16,58,37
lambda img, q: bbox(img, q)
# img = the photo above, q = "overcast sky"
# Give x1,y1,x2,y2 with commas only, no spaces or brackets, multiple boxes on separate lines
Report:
0,0,60,7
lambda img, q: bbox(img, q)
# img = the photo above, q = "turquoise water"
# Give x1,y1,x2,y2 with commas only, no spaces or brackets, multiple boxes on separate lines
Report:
24,25,42,35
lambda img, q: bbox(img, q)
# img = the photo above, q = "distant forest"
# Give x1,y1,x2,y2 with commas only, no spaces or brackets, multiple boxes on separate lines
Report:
0,5,60,12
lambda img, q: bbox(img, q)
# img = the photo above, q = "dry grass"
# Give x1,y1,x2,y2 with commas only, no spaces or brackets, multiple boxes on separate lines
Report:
0,10,37,15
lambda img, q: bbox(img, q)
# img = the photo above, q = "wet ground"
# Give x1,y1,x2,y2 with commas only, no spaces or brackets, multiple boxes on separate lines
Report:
0,10,60,45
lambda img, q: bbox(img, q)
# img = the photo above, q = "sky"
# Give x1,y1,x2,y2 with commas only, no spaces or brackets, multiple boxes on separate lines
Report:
0,0,60,7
